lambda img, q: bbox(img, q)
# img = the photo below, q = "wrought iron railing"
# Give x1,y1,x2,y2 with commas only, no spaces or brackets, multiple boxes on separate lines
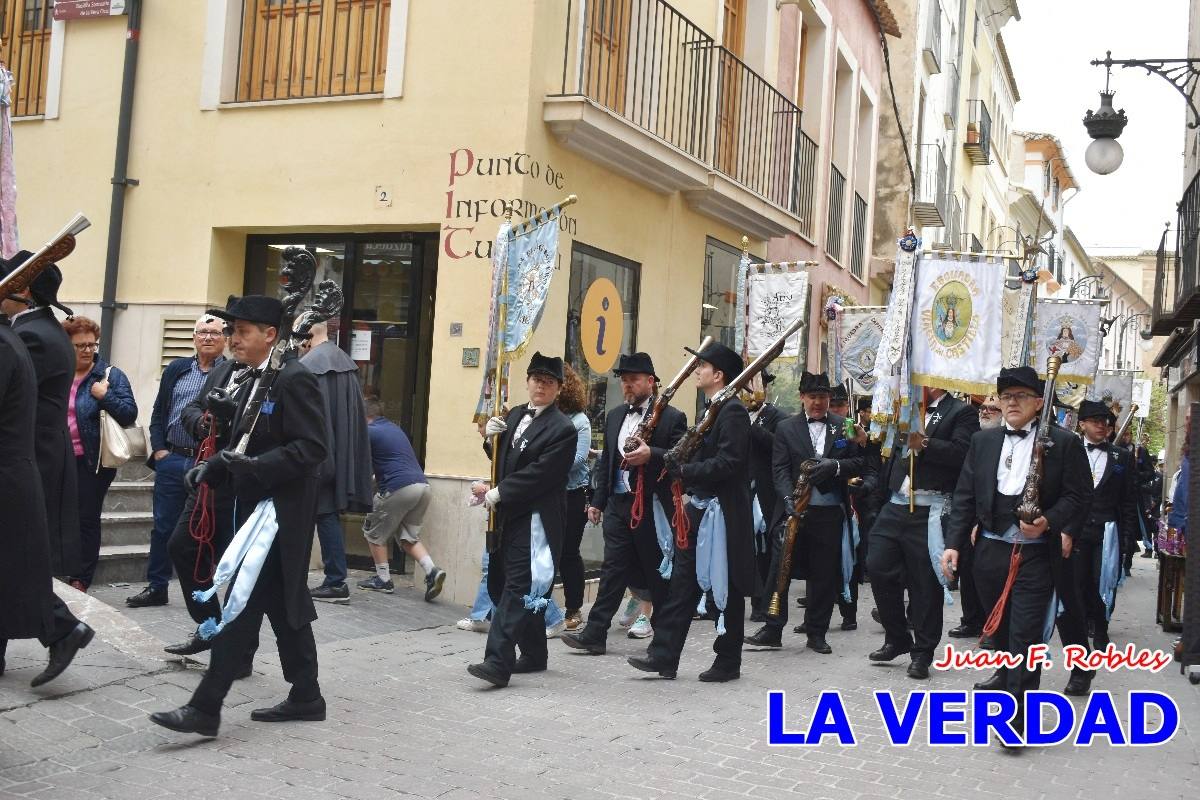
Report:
558,0,806,216
233,0,390,103
943,62,959,128
965,99,991,165
1,0,53,117
826,165,846,263
1152,223,1175,333
922,1,941,73
792,130,818,238
968,232,984,253
850,193,867,280
1174,171,1200,318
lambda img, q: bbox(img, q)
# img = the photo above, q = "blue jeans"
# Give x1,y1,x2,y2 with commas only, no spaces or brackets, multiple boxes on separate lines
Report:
148,452,191,590
315,512,348,587
469,547,563,626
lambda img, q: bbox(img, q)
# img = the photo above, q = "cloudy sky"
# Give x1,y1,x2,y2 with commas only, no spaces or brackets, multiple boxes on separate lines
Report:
1003,0,1189,255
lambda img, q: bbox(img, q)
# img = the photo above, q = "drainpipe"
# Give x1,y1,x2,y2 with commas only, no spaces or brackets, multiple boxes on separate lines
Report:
99,0,142,362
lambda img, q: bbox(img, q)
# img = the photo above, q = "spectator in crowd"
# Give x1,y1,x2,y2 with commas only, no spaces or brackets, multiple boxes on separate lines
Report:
304,322,375,603
63,316,137,591
126,314,227,607
358,397,447,600
1142,460,1164,557
556,364,593,632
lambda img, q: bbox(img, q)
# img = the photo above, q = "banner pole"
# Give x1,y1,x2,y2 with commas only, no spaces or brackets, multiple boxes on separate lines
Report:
486,206,514,555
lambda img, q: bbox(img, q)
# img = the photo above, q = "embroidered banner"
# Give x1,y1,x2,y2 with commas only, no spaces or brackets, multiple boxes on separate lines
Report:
473,220,512,422
1089,369,1136,419
1030,298,1104,384
744,265,809,359
505,211,562,358
908,255,1007,395
837,306,886,394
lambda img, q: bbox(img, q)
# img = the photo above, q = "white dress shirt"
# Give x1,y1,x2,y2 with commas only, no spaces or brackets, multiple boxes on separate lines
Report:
615,399,649,492
807,418,828,454
1085,440,1109,488
996,421,1037,496
512,402,548,447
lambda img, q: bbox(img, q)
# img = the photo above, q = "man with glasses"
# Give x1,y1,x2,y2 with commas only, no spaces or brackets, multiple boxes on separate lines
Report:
126,315,228,608
942,367,1091,746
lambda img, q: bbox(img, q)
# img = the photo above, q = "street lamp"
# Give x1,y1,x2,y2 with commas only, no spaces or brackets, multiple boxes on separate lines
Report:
1069,274,1109,300
1114,312,1153,369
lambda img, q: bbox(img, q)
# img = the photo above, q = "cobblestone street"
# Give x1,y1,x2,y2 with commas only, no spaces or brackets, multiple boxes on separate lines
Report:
1,555,1197,800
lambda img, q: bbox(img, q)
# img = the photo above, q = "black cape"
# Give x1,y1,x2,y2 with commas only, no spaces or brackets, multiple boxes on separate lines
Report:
301,341,373,514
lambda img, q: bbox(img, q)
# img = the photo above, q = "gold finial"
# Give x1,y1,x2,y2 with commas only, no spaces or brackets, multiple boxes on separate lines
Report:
741,235,749,253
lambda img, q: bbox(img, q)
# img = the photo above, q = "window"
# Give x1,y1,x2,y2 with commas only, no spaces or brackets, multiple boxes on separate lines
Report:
233,0,390,102
1,0,53,116
1043,161,1052,195
1052,177,1061,209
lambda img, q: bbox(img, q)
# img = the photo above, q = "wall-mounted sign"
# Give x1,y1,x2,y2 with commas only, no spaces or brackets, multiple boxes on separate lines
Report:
54,0,127,21
580,277,622,373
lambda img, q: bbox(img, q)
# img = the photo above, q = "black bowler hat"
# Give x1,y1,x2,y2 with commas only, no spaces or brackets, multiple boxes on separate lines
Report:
613,352,658,380
0,250,74,316
798,371,833,395
855,396,872,414
830,383,849,404
208,294,283,328
996,366,1044,396
1078,399,1116,424
527,351,564,383
683,341,743,385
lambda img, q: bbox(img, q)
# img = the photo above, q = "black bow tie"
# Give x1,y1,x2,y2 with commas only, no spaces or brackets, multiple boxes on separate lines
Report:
1087,442,1106,452
807,417,826,425
1005,428,1029,438
626,404,646,416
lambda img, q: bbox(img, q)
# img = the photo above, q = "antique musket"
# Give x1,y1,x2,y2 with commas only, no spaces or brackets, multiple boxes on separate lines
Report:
623,335,714,455
767,460,820,619
0,213,90,300
1014,354,1062,524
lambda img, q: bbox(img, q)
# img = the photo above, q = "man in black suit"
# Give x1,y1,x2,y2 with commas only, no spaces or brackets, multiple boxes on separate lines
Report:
743,372,873,654
748,371,785,622
150,295,328,737
628,341,753,682
0,256,93,687
561,352,686,655
867,387,978,679
1065,400,1138,692
942,366,1091,743
469,353,578,687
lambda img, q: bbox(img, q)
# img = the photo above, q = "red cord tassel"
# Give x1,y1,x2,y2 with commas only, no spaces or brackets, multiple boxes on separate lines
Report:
188,412,219,584
671,478,690,548
629,465,645,530
980,543,1022,642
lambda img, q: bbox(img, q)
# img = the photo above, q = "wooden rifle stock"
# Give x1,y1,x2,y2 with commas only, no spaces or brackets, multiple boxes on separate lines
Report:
767,460,819,619
1015,355,1062,525
0,213,90,298
624,336,714,454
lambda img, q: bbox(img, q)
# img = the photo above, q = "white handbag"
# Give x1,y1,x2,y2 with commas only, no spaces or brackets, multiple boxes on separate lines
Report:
97,366,148,469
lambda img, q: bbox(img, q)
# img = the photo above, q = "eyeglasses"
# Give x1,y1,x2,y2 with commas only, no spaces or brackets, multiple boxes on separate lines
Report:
73,342,99,352
193,331,224,340
980,406,1002,415
997,392,1039,404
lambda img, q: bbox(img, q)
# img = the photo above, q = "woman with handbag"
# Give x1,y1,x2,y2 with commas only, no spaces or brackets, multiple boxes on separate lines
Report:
63,316,138,591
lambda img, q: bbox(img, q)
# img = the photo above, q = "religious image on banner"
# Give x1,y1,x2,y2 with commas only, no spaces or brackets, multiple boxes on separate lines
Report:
908,256,1006,395
1088,370,1135,418
504,211,562,358
744,266,809,359
839,307,885,394
1055,380,1087,410
1030,298,1102,384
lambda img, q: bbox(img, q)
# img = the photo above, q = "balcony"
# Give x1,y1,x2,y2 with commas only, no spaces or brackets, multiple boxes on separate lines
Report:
1154,173,1200,333
826,165,846,263
913,143,948,227
544,0,807,239
943,62,959,129
968,232,984,253
850,193,868,281
933,194,962,250
964,99,991,165
922,4,942,75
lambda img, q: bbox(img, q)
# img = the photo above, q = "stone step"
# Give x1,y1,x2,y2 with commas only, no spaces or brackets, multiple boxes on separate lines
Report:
93,544,149,586
100,511,155,546
104,481,154,513
116,461,154,482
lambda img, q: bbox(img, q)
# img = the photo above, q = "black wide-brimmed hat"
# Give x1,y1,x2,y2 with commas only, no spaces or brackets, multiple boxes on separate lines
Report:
798,371,833,395
527,351,564,383
830,383,850,404
996,366,1044,396
0,250,74,316
613,352,658,380
1078,399,1117,424
208,294,283,328
683,341,743,385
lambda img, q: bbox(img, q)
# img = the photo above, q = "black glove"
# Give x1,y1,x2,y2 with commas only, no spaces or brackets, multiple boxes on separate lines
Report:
847,479,869,498
185,462,209,493
808,458,839,485
219,450,258,476
206,387,239,425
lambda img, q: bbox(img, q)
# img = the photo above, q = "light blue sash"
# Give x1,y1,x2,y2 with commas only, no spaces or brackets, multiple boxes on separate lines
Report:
1042,589,1058,644
523,511,554,612
1099,520,1125,621
192,499,278,640
651,495,674,579
839,518,857,604
690,496,729,636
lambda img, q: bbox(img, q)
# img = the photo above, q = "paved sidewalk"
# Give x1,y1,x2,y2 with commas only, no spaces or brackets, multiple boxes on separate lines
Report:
1,557,1197,800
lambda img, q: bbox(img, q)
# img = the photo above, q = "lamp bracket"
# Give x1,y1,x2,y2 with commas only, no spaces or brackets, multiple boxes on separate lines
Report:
1091,51,1200,129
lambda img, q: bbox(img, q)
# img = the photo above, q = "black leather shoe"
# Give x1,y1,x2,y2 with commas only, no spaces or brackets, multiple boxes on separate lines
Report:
250,697,326,722
840,619,858,631
806,636,832,655
796,595,808,608
513,656,547,674
947,624,982,638
698,665,740,682
1063,671,1093,696
560,630,606,655
973,669,1006,690
978,635,996,651
31,623,94,687
743,626,782,648
149,705,219,737
868,641,911,662
627,656,677,679
467,662,509,687
125,586,168,608
907,659,931,680
164,631,211,657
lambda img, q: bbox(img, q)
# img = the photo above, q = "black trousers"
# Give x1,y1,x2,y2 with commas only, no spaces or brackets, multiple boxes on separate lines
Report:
582,493,670,640
1071,537,1112,642
167,489,239,624
799,505,846,637
483,522,548,677
0,595,84,667
973,537,1052,705
867,503,944,661
958,535,984,629
1052,540,1090,673
73,457,116,588
190,546,319,716
646,502,744,671
559,488,588,611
